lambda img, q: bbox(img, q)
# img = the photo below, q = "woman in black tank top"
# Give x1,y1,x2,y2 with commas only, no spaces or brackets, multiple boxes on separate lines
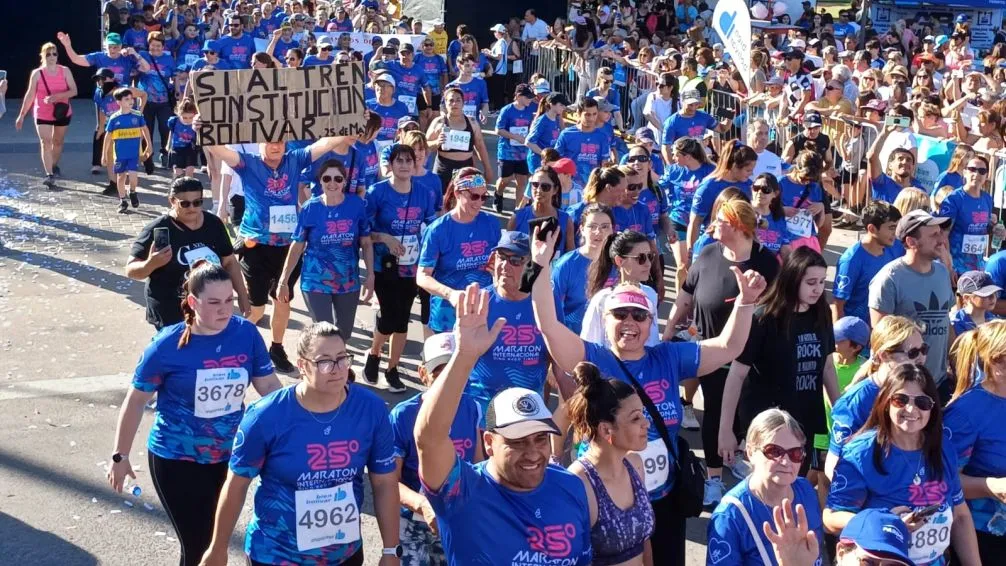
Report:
427,87,493,193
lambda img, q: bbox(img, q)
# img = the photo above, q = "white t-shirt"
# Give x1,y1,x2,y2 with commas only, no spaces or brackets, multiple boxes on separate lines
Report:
643,92,676,140
752,150,783,180
580,284,661,348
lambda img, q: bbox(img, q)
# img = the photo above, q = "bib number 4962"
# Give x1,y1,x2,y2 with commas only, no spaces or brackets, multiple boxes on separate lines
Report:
295,483,360,551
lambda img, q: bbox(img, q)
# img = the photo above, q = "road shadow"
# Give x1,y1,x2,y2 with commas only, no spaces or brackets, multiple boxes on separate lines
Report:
0,248,146,308
0,512,98,566
0,204,133,242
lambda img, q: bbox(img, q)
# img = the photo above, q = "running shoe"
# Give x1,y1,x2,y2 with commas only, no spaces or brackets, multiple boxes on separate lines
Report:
91,165,102,175
363,353,380,385
494,191,504,214
128,191,140,208
159,152,169,169
102,181,118,197
117,198,129,214
269,343,296,373
385,366,407,393
729,453,753,480
703,476,726,507
681,404,700,430
42,175,55,189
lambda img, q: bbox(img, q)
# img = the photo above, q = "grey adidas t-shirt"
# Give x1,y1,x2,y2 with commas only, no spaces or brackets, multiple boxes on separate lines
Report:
868,258,953,383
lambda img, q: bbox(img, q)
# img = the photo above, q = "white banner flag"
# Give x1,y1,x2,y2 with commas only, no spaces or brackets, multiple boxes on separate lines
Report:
255,32,426,57
712,0,753,94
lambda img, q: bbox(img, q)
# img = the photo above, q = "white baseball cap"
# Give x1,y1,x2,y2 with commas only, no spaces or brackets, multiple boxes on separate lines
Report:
490,23,507,33
485,388,560,439
422,333,455,373
375,73,396,87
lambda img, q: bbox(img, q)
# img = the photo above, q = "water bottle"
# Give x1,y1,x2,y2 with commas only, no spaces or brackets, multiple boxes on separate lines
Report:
130,485,142,497
674,326,700,342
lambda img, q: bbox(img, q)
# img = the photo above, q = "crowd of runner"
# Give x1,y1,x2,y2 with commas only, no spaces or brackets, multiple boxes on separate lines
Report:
12,0,1006,564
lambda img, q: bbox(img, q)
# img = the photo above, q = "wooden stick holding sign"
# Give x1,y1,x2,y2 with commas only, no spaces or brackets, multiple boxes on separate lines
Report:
190,63,368,146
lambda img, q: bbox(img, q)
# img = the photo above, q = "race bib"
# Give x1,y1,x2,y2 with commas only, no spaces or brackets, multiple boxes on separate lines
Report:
295,483,360,551
184,54,199,66
962,233,988,256
462,103,477,118
509,126,529,147
512,59,523,74
183,246,220,266
398,95,417,114
193,368,248,419
907,505,953,563
399,234,420,266
786,209,814,239
268,205,297,234
636,439,670,492
443,129,472,152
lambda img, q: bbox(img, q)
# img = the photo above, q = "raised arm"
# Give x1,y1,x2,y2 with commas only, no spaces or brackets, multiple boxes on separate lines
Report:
867,125,893,182
694,267,764,375
56,32,90,67
530,227,586,375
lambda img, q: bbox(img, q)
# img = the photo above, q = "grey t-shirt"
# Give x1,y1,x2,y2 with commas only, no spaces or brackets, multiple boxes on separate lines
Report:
868,258,953,383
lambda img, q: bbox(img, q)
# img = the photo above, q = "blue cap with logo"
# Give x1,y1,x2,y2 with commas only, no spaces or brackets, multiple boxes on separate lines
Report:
493,231,531,256
840,509,916,566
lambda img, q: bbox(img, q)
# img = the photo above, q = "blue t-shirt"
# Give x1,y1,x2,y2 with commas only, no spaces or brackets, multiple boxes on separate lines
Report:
414,171,444,213
132,317,274,464
123,28,149,51
85,52,136,85
418,212,499,332
692,177,752,222
660,163,715,226
422,457,593,565
216,33,257,68
292,195,371,294
755,213,793,255
173,38,204,67
271,38,299,61
871,173,924,204
834,242,900,325
389,61,426,105
190,57,233,71
446,40,462,71
828,429,964,566
365,180,438,279
512,207,571,256
944,386,1006,536
445,77,489,119
708,478,824,566
354,141,380,190
496,102,535,162
636,187,668,237
986,250,1006,299
692,233,716,263
551,250,592,334
584,340,701,499
612,202,657,240
139,52,175,104
467,287,561,413
585,86,621,109
660,111,717,145
932,171,964,195
390,392,481,512
94,88,120,116
106,110,146,162
950,308,1000,335
230,385,397,564
328,17,353,32
233,147,313,246
555,126,611,189
525,113,562,172
415,53,448,95
939,188,994,274
166,116,196,149
302,54,334,67
828,377,881,456
367,99,412,143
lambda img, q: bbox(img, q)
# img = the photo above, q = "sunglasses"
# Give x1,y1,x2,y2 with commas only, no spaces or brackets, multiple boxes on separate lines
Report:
890,393,935,411
966,166,989,175
620,252,655,265
175,198,204,208
321,46,333,51
626,155,650,163
753,183,775,194
530,181,554,192
626,183,643,192
498,253,528,266
45,52,57,58
896,343,929,360
423,43,434,47
463,191,490,201
321,175,345,183
761,443,807,463
610,308,650,322
229,22,242,26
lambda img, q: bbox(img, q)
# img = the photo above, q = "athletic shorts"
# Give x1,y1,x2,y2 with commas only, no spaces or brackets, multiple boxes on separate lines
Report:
36,116,72,127
239,243,301,306
169,145,199,169
418,93,442,112
498,159,530,179
114,158,140,174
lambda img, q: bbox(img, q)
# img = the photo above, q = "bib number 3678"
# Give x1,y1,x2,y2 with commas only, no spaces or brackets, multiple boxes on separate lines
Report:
295,483,360,551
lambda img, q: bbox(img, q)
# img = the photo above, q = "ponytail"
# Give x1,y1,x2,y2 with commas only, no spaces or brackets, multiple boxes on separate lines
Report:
566,362,636,443
587,230,649,296
951,329,981,400
177,259,232,349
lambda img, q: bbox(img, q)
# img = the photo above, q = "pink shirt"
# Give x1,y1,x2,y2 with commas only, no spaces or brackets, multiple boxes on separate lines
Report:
34,66,73,121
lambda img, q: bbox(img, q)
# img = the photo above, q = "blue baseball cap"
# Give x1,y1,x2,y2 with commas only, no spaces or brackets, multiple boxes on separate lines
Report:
956,14,969,24
840,509,916,566
935,35,949,48
493,231,531,256
834,317,870,347
202,39,221,53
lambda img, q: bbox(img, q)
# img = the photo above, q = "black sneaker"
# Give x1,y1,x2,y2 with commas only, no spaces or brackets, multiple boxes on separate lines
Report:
143,159,155,175
385,366,407,393
269,343,296,373
117,198,129,214
42,175,55,189
363,354,380,385
129,191,140,208
53,165,61,177
102,181,118,197
494,191,504,214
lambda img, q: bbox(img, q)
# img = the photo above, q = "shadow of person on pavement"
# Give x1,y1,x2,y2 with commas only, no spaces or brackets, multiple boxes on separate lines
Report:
0,511,99,565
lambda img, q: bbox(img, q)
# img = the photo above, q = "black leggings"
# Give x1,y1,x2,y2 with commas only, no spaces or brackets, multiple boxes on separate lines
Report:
650,494,687,565
701,366,741,470
149,452,228,566
373,271,418,335
249,548,363,566
92,130,106,168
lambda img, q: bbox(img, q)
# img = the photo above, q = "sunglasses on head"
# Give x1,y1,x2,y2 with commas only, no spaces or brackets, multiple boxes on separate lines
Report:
626,155,650,163
890,393,935,411
322,174,344,183
620,252,655,265
626,183,643,192
966,165,989,175
530,180,554,192
610,308,650,322
175,197,204,208
896,343,929,359
498,253,528,266
753,183,775,194
761,443,806,463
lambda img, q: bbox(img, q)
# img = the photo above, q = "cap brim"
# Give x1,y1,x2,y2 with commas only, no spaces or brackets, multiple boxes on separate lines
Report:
423,354,452,373
682,97,702,105
857,546,915,566
970,285,1003,297
492,244,530,256
491,418,561,440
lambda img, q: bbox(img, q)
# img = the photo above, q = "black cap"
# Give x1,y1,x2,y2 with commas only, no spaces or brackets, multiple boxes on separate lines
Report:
92,67,115,81
547,92,571,106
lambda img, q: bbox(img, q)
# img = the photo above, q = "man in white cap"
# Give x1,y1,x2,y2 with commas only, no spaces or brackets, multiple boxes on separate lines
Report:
427,18,448,56
659,88,730,165
415,282,592,565
302,35,335,66
367,73,411,151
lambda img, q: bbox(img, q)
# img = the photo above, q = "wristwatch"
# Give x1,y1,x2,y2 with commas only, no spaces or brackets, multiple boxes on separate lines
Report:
111,452,127,463
382,545,403,558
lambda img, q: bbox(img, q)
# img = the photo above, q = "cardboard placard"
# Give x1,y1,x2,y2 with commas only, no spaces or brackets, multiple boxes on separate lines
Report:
191,63,368,146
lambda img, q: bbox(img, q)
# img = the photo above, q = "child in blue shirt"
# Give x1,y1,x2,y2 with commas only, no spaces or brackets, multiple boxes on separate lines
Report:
102,87,151,213
166,99,198,179
832,200,902,325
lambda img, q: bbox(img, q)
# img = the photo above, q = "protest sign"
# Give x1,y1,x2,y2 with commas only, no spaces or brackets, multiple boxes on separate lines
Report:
191,63,368,146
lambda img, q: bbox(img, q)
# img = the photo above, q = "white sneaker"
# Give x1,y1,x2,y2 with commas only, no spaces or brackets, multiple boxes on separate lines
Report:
703,476,726,507
729,453,752,480
681,405,700,430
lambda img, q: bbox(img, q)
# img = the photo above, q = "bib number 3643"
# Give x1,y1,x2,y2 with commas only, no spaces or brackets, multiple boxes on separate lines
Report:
295,483,360,551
